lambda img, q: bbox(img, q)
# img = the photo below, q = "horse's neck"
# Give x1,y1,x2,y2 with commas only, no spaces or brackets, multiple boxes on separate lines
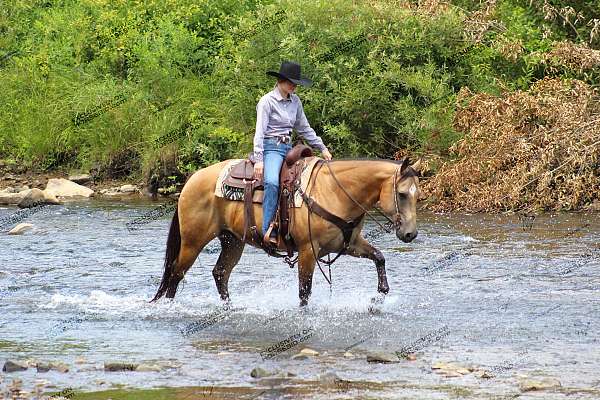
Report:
315,160,396,217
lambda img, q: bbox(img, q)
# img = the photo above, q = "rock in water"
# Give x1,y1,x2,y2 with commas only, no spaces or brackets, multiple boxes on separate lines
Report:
318,372,341,384
250,367,275,378
68,174,91,184
3,360,28,372
0,191,26,205
8,223,33,235
291,353,309,360
36,363,51,373
45,178,94,198
299,348,319,356
518,377,562,392
366,352,399,364
17,188,60,208
135,363,161,372
104,362,139,372
119,184,138,193
432,362,473,377
50,361,69,373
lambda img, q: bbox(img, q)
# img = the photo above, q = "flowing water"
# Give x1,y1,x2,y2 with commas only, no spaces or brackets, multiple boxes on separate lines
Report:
1,200,599,399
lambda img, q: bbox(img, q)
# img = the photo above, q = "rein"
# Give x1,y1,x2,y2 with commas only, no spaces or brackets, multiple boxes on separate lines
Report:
296,160,402,287
323,161,398,233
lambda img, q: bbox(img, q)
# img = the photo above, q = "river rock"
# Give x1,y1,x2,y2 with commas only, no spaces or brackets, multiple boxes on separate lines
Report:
432,362,472,377
68,174,91,184
135,363,161,372
299,348,319,356
318,372,341,384
36,363,50,372
104,362,138,372
99,188,121,196
0,185,29,193
119,184,138,193
518,377,561,392
343,351,355,358
250,367,275,378
8,223,33,235
45,178,94,198
0,191,24,205
50,362,69,373
291,353,309,360
17,188,60,208
3,360,28,372
291,347,320,360
366,352,399,363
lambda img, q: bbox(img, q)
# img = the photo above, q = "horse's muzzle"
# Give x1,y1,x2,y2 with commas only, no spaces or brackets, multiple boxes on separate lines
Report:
398,230,418,243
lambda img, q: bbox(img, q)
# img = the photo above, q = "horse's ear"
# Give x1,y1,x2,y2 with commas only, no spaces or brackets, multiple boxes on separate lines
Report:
400,157,411,174
410,158,422,173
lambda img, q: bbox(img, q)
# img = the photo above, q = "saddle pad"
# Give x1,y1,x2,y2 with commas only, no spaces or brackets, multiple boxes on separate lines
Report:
214,157,320,207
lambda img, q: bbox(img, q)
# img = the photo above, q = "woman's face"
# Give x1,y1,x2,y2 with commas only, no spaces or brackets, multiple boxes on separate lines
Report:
278,80,297,96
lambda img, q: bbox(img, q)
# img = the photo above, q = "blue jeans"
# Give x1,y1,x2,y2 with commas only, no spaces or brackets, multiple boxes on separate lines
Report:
262,137,292,235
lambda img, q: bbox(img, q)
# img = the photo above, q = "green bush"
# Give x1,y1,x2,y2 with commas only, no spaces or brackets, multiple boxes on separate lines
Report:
1,0,598,181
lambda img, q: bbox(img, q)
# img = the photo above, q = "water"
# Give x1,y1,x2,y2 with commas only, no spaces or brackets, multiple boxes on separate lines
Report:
1,201,599,399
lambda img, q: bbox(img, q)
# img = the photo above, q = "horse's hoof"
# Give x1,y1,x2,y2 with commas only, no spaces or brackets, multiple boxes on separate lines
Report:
371,294,385,305
299,299,308,307
377,285,389,295
367,304,382,315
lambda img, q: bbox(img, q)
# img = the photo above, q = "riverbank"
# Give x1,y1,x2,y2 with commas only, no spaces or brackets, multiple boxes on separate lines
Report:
5,380,600,400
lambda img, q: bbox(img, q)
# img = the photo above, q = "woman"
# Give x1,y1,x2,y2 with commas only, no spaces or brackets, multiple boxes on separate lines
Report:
253,61,333,244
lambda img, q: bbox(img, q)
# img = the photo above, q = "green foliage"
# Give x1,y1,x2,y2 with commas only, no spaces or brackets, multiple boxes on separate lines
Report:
0,0,598,181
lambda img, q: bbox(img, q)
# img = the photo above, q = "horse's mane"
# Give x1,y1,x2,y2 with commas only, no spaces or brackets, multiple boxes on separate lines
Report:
325,157,419,177
326,157,403,164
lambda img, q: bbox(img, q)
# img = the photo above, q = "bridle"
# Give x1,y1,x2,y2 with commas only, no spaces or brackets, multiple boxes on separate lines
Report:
296,161,412,288
322,161,404,235
391,166,404,231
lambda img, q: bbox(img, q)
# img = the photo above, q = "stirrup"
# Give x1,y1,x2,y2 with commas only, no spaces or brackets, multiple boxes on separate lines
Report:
263,223,278,245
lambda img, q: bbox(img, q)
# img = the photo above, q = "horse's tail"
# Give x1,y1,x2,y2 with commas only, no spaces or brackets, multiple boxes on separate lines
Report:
150,206,181,302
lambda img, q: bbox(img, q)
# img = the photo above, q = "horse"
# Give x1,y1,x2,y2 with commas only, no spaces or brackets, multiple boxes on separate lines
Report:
151,157,422,306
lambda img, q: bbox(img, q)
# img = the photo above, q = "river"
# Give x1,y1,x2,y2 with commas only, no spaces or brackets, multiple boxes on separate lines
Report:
1,200,599,399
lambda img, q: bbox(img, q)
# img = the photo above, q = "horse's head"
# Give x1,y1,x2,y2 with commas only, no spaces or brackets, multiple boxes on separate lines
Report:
379,157,422,243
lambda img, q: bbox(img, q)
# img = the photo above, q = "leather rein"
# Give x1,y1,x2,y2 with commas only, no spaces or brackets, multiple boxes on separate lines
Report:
295,160,403,286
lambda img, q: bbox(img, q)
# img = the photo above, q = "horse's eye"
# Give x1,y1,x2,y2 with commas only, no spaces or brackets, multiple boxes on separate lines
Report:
397,192,408,200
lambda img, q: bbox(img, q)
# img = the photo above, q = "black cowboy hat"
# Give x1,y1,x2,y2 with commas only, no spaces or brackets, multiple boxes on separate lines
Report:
266,61,313,87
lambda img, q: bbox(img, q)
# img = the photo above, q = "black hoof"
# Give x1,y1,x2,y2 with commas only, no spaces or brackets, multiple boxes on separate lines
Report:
377,285,389,295
371,293,386,304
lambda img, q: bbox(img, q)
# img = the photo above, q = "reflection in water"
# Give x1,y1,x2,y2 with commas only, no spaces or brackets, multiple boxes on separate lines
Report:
0,202,599,399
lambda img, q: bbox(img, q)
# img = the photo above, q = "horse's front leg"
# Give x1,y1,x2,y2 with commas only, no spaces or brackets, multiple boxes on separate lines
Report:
297,244,317,307
347,236,389,295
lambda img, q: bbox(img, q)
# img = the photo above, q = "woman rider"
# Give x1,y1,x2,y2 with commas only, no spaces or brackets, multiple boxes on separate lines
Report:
253,61,333,245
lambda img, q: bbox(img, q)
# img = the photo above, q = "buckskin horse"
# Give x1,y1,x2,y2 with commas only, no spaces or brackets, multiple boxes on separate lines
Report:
151,156,422,306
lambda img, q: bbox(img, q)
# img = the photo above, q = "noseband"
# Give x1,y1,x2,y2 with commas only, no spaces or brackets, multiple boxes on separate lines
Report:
391,166,403,231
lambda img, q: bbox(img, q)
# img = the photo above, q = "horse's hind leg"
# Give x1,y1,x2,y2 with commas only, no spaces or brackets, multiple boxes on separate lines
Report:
347,236,389,295
212,231,244,301
165,232,214,299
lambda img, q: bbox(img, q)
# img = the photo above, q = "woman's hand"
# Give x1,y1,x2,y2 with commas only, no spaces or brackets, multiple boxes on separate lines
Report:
322,149,333,160
253,161,264,180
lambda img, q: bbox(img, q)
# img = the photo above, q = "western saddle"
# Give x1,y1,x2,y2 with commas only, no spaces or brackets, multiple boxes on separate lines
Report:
222,144,314,257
